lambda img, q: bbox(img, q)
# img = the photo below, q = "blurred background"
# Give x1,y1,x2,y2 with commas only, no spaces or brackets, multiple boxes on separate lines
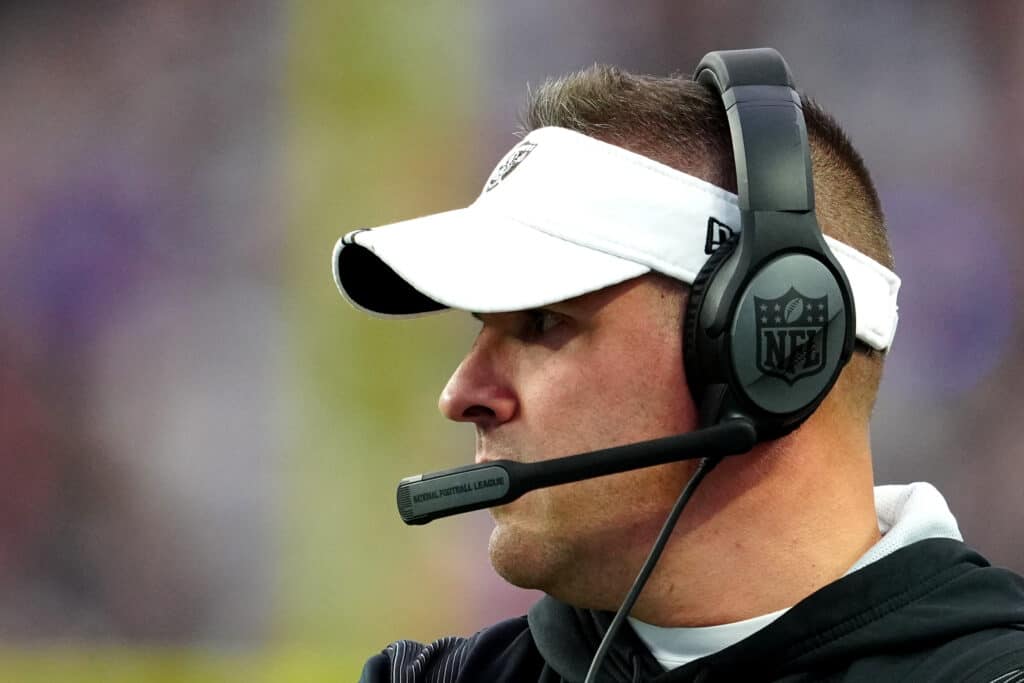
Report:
0,1,1021,680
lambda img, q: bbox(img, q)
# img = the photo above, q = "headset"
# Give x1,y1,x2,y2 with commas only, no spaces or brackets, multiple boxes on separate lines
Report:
584,49,859,681
684,47,855,440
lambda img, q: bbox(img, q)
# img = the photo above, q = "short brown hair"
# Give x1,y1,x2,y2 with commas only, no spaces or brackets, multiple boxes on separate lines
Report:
523,65,892,418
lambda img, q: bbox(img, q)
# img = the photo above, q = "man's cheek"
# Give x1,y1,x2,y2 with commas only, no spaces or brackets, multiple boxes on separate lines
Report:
524,377,590,416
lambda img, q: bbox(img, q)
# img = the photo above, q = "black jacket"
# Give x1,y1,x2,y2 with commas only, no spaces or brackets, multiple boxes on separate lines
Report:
359,539,1024,682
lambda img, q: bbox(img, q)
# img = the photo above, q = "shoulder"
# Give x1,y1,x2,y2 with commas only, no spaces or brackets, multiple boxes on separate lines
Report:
358,636,466,683
358,615,546,683
906,626,1024,683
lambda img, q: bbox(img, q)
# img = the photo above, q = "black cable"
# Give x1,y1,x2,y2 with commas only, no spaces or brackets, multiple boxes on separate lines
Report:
583,454,724,683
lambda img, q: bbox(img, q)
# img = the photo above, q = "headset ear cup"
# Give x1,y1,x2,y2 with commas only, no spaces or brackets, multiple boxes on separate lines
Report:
683,237,738,402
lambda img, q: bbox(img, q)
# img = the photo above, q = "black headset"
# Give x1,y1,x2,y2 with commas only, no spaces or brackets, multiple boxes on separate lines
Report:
682,48,856,440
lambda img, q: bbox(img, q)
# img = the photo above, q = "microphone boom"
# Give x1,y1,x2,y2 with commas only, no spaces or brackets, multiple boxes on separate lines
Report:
396,418,757,525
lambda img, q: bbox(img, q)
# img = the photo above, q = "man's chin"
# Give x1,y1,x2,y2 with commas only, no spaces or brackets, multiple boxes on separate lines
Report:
486,522,535,588
487,520,571,592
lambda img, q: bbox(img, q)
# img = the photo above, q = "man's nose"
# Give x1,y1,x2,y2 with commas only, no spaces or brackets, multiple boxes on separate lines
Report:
438,337,517,429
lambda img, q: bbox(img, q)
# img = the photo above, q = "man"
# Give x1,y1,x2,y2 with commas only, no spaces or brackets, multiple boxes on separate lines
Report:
334,53,1024,682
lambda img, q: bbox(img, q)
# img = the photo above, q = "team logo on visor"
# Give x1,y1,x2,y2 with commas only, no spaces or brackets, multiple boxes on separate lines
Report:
484,141,537,191
755,287,828,384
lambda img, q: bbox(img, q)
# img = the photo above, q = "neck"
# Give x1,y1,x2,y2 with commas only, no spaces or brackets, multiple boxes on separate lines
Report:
564,415,880,627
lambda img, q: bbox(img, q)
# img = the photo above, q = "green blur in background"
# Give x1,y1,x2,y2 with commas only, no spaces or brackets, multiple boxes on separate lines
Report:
284,0,488,656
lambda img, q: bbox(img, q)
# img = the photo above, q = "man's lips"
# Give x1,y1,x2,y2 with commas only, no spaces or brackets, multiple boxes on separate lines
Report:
474,439,511,465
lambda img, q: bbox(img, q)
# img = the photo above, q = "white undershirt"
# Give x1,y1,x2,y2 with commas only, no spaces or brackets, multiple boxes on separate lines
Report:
628,482,963,670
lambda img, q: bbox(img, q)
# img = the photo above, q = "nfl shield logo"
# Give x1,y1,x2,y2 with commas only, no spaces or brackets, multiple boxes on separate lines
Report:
755,287,829,385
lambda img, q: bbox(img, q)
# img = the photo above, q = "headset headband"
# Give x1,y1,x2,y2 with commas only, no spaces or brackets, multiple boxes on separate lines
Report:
685,48,856,438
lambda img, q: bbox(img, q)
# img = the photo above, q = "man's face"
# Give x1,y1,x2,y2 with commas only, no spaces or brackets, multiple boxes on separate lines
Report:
438,274,700,604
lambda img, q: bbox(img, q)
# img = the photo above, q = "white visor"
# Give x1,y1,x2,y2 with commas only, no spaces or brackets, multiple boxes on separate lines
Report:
333,127,900,351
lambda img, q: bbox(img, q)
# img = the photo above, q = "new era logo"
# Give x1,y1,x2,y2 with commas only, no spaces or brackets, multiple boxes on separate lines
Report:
705,217,735,254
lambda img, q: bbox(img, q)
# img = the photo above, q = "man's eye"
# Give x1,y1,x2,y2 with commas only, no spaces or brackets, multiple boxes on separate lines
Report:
525,309,562,337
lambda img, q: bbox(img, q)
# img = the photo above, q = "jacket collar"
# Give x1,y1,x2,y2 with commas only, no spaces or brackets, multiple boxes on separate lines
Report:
528,595,664,683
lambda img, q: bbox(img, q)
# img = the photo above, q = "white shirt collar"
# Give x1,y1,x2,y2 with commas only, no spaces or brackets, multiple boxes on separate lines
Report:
629,482,962,670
